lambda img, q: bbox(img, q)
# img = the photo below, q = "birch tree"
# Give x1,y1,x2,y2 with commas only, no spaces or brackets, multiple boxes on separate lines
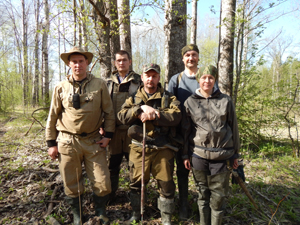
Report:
118,0,132,55
22,0,29,106
164,0,187,86
232,0,298,105
190,0,197,44
218,0,236,96
78,0,88,50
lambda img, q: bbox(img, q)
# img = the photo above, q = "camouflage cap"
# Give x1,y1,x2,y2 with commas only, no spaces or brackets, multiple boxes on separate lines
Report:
143,63,161,74
196,65,218,80
181,44,199,57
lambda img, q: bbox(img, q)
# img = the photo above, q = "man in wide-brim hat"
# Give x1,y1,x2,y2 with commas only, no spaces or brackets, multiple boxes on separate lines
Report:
46,46,115,225
60,46,94,66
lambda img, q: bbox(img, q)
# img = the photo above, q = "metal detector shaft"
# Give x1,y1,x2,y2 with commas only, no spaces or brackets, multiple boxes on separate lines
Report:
141,122,146,222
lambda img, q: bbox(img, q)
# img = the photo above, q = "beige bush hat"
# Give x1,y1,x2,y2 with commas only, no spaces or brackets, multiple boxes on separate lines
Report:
60,46,93,66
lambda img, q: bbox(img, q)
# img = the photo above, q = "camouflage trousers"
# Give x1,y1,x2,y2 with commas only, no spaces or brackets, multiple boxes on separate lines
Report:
128,144,176,198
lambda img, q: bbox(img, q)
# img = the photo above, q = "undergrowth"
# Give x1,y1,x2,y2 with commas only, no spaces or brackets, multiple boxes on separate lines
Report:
0,112,299,224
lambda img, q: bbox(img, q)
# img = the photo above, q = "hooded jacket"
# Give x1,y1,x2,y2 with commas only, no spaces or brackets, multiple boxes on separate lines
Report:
46,73,115,146
117,84,181,140
182,87,240,160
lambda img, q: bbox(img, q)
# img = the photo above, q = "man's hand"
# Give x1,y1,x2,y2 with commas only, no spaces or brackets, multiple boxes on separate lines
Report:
99,127,105,136
233,158,239,169
96,137,110,148
139,105,160,122
48,146,58,160
183,159,191,170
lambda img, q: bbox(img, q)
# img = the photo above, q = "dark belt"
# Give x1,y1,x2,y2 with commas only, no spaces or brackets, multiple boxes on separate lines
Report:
62,130,98,137
79,132,88,137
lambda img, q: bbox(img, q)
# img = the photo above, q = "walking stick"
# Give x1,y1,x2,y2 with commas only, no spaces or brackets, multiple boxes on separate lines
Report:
227,161,258,209
141,122,146,223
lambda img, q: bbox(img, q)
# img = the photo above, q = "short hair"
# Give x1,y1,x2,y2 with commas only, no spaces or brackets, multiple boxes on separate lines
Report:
68,53,88,61
114,50,131,60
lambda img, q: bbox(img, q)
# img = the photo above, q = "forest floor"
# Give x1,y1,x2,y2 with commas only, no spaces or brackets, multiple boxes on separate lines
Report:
0,111,300,225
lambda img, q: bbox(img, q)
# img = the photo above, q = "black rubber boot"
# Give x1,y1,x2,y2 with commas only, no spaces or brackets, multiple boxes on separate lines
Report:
124,191,141,225
93,193,110,225
66,195,83,225
157,196,175,225
208,171,230,225
109,172,119,202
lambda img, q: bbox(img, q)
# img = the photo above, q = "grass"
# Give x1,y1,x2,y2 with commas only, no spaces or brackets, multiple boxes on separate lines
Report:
0,111,300,224
232,142,300,225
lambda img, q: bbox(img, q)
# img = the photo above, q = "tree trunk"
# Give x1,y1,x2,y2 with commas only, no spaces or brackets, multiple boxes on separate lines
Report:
62,13,67,75
110,0,120,72
89,0,111,78
233,1,245,106
73,0,77,46
58,12,62,81
79,0,88,51
164,0,187,86
190,0,197,44
22,0,29,106
42,0,50,104
118,0,132,55
32,0,40,106
218,0,236,97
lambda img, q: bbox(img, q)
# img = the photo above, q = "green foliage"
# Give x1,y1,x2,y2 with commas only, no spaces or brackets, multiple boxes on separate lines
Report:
235,56,300,155
17,166,25,173
239,140,300,224
130,220,139,225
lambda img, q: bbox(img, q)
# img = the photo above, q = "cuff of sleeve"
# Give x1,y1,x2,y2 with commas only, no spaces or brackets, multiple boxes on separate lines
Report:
182,155,189,160
104,132,113,139
133,105,143,117
232,153,240,159
47,140,57,147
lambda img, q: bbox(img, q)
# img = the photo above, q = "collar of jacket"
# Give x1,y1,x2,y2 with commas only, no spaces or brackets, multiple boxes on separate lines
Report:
109,70,138,84
67,72,94,84
193,87,221,99
136,83,164,102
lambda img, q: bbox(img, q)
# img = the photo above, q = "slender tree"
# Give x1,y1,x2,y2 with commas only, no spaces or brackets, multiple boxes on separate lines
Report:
42,0,50,103
32,0,40,106
190,0,197,44
73,0,77,46
218,0,236,96
22,0,29,106
78,0,88,51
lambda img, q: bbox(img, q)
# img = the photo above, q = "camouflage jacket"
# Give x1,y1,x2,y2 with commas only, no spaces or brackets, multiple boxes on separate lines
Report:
117,84,181,140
